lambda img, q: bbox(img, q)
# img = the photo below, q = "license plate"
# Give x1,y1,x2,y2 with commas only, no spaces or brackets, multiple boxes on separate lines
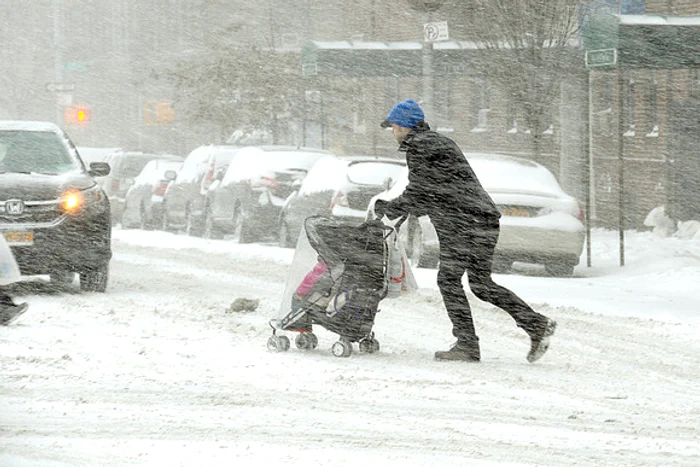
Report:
3,231,34,246
501,207,532,218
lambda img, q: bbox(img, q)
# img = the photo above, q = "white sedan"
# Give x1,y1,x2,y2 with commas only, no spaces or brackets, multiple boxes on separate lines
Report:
369,152,585,277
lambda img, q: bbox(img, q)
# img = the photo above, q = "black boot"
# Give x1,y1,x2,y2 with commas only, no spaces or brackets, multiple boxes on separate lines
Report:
0,302,28,326
434,336,481,362
527,318,557,363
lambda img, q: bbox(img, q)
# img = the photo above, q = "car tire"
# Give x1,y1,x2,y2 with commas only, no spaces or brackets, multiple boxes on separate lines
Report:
408,223,438,269
185,208,202,237
160,204,170,231
80,262,109,292
545,260,576,278
234,205,256,244
203,208,223,239
139,204,152,230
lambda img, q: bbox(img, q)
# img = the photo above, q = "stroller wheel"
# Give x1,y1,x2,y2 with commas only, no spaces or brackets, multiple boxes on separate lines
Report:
267,335,290,352
359,338,380,354
332,339,353,358
295,332,318,350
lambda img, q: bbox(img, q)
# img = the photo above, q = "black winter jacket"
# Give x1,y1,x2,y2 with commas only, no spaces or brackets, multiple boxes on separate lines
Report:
383,121,501,237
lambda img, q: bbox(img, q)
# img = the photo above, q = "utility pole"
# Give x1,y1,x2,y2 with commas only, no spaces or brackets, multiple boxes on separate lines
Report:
407,0,445,120
52,0,63,125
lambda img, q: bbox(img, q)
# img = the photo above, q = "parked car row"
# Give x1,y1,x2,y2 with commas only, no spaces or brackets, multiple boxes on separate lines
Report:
109,142,586,278
1,119,584,299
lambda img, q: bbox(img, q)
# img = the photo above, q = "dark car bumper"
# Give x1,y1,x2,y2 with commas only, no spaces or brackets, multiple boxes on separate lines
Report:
3,207,112,276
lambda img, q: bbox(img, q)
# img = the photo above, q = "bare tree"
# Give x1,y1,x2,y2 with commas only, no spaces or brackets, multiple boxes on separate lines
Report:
470,0,585,162
152,23,303,145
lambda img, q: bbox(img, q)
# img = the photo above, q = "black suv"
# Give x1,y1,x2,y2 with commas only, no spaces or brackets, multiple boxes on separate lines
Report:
0,121,112,292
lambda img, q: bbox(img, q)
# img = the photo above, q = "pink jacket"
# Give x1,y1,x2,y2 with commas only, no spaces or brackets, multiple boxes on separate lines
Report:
295,261,328,297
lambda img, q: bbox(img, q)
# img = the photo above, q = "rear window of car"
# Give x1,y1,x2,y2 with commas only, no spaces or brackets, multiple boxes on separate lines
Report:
346,161,405,186
117,155,161,178
0,130,79,174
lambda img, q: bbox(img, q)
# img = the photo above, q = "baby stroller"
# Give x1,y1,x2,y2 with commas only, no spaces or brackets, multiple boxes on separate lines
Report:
268,215,404,357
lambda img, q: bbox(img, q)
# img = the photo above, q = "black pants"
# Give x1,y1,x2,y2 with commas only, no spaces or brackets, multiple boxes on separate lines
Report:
435,224,546,343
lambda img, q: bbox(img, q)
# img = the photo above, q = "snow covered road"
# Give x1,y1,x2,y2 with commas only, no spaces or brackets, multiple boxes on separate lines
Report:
1,229,699,466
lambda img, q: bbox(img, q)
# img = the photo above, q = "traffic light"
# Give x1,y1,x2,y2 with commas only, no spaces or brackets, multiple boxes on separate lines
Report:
65,105,90,126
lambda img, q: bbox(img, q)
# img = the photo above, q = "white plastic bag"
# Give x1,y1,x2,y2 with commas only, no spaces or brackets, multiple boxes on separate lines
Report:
385,220,418,298
0,235,21,286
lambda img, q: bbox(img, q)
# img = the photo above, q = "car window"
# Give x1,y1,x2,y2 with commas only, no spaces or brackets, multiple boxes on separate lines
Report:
0,130,80,174
135,160,182,186
119,155,159,178
346,161,405,186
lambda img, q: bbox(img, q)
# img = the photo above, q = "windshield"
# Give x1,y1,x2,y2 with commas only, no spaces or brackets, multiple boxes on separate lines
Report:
0,130,80,174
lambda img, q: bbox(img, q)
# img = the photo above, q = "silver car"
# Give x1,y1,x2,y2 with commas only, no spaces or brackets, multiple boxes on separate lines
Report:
369,153,585,277
122,159,184,229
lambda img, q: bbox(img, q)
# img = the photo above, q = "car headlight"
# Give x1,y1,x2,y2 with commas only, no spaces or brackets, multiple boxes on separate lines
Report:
59,186,103,215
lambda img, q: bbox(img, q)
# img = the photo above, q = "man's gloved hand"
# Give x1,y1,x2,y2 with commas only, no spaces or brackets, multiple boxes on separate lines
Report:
374,199,389,219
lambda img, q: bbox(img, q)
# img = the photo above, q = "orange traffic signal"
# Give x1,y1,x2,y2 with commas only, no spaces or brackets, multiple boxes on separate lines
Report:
65,105,90,126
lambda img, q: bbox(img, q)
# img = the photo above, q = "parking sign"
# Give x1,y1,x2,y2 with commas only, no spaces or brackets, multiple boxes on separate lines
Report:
424,21,448,42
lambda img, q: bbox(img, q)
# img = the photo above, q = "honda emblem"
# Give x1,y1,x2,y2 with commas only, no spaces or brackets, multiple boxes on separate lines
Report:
5,199,25,215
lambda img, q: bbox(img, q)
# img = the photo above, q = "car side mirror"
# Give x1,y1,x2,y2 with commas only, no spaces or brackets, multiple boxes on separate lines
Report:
164,170,177,181
292,179,302,188
89,162,110,177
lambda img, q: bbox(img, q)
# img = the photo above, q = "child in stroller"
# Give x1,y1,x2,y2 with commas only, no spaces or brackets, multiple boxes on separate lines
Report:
268,216,395,357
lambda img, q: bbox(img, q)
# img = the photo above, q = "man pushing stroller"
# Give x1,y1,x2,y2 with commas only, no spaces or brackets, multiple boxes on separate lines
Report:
375,99,557,363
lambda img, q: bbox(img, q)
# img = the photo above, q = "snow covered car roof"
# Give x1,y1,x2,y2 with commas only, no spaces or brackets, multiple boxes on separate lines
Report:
0,120,63,133
382,152,573,201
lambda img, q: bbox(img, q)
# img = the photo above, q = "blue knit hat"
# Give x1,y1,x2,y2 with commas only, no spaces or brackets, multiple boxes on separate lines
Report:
380,99,425,129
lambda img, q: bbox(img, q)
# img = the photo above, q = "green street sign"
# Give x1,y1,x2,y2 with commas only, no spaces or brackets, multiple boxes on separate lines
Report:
585,48,617,68
64,62,87,73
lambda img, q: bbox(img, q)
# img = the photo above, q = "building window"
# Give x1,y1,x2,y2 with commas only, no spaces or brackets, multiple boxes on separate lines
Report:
623,77,635,136
646,73,659,137
471,78,490,132
620,0,645,15
690,69,700,99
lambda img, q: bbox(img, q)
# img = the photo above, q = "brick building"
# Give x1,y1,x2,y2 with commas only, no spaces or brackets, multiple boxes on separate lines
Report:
0,0,697,227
